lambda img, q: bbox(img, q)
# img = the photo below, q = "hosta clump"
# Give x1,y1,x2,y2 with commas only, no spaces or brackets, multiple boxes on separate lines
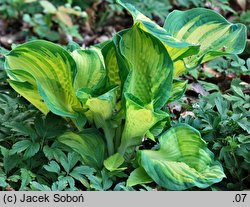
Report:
4,0,246,190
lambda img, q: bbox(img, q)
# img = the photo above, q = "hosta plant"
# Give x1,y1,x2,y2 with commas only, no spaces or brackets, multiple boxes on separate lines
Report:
4,0,246,190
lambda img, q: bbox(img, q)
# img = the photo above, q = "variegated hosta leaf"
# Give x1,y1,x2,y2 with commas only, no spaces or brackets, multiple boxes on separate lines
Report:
139,124,225,190
5,40,86,128
118,94,168,157
58,128,106,170
115,25,173,157
117,1,246,77
104,152,126,172
121,26,173,109
127,167,153,187
164,8,247,76
112,30,131,86
6,70,49,114
117,0,199,62
101,41,122,97
72,47,106,92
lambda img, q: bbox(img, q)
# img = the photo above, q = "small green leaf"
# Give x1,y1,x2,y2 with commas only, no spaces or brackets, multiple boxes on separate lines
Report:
88,175,102,191
0,46,9,55
10,140,32,155
215,96,229,118
70,166,95,188
34,113,66,139
231,78,245,98
43,161,61,174
43,146,66,162
198,80,220,92
23,142,40,159
127,167,153,187
101,170,113,190
247,58,250,69
4,121,37,140
232,115,250,134
20,168,35,190
168,80,187,103
0,147,20,173
0,175,8,188
104,153,125,172
88,170,113,191
8,175,20,182
40,0,57,13
62,176,76,190
51,179,68,191
67,41,81,52
145,131,156,142
70,166,96,177
30,181,51,191
60,152,80,174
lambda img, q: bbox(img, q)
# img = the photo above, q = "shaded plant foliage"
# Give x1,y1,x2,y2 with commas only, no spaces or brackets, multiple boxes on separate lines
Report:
178,78,250,190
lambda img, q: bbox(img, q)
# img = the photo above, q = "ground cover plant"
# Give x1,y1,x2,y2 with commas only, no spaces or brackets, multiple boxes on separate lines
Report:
177,79,250,190
0,0,249,191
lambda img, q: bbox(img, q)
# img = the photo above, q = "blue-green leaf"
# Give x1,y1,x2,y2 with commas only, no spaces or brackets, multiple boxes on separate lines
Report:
72,47,106,92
